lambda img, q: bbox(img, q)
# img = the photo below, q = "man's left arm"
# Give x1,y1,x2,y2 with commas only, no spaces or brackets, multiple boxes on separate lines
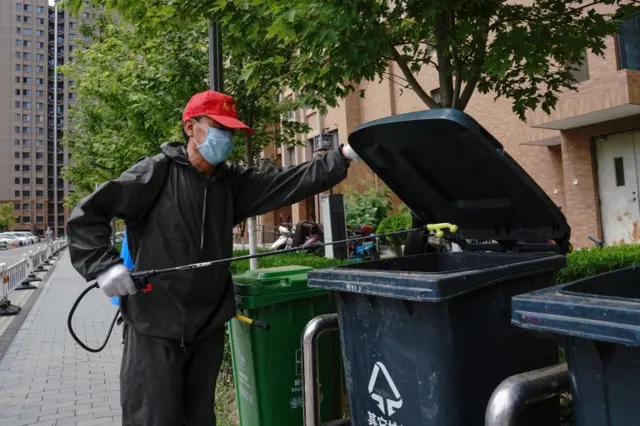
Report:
233,146,354,224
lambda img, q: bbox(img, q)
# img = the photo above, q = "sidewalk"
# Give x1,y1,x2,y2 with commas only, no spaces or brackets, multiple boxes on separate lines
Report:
0,251,122,426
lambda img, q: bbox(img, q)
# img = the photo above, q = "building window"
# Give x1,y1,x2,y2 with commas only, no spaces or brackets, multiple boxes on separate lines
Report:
16,2,21,9
15,39,21,47
36,54,44,61
23,52,31,60
36,165,43,172
15,64,21,71
36,127,43,135
23,4,30,11
23,77,30,84
23,89,30,96
15,178,20,184
14,113,20,121
16,27,21,34
14,152,20,159
36,29,43,37
22,191,30,197
22,178,30,186
36,139,43,146
37,6,44,13
36,178,43,185
36,17,44,25
36,41,44,49
23,165,30,171
14,126,20,134
23,40,31,47
24,64,30,72
16,15,21,22
23,138,30,145
15,101,20,108
22,127,30,134
36,78,43,85
83,12,90,19
24,16,31,23
35,65,43,73
36,102,43,110
15,89,20,96
23,28,32,36
15,191,20,197
23,101,31,108
15,76,20,83
23,114,30,122
570,51,590,83
70,22,77,28
15,165,20,172
23,217,31,223
36,90,43,97
14,139,20,146
70,33,76,41
15,51,21,59
36,115,43,122
35,152,43,159
22,152,30,159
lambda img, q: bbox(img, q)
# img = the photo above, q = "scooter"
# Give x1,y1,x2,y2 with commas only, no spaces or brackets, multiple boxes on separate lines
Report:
270,225,293,250
347,224,380,262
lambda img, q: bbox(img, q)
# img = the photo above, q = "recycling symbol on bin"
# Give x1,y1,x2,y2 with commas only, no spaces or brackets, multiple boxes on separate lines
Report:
368,362,403,416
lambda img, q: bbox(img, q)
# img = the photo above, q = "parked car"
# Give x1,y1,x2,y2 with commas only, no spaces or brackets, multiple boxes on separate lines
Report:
12,231,38,244
1,233,30,246
0,234,21,249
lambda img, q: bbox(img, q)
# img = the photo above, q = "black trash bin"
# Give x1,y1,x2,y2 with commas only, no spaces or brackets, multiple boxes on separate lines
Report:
308,109,571,426
513,267,640,426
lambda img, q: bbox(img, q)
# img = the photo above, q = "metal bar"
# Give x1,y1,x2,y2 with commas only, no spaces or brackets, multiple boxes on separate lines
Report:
485,363,570,426
53,2,59,238
302,314,340,426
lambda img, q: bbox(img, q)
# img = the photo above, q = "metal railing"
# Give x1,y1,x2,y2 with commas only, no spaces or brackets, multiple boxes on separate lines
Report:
233,224,282,248
0,240,67,316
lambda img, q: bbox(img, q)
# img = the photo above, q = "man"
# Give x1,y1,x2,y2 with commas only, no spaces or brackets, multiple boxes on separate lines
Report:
45,227,53,245
67,90,359,425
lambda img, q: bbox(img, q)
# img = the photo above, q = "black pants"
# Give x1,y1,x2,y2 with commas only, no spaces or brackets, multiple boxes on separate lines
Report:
120,325,225,426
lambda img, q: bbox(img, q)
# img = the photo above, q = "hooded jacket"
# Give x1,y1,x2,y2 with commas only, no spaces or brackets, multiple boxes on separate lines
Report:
67,142,349,346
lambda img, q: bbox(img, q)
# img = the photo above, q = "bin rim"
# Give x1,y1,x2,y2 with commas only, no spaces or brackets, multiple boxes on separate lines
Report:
512,266,640,347
348,108,571,251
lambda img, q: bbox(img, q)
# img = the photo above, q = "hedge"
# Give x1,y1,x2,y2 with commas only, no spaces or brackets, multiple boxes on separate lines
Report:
558,244,640,284
230,249,346,275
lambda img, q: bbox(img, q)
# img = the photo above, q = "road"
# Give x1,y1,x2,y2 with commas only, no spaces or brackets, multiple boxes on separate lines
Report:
0,243,48,268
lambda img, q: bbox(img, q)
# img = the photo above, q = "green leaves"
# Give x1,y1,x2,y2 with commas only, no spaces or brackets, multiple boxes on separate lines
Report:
0,203,16,233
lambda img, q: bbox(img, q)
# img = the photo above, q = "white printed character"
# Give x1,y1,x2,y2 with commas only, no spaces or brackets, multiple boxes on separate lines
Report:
377,417,388,426
387,421,399,426
290,397,299,409
367,412,378,426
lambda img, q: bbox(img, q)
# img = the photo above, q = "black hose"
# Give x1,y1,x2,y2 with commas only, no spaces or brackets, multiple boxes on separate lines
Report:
67,282,120,353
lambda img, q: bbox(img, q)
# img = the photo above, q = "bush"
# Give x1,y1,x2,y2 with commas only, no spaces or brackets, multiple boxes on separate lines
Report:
344,186,392,230
558,244,640,284
376,212,412,256
230,250,346,275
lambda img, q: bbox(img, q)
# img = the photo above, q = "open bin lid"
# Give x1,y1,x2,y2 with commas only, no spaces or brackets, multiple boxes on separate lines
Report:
348,109,570,248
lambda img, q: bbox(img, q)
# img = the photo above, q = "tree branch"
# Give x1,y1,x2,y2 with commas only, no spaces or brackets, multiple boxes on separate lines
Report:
450,12,462,108
387,42,439,109
457,17,490,110
434,9,454,107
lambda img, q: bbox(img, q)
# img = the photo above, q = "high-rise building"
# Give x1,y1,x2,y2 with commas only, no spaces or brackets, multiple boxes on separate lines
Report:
0,0,90,237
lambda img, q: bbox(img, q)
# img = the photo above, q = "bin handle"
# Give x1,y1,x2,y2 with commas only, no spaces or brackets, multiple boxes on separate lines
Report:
426,223,458,238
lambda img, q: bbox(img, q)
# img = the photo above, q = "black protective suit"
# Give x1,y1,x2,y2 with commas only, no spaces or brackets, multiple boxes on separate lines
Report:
67,142,350,425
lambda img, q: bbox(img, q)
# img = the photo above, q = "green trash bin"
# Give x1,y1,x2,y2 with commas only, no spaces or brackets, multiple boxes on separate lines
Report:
230,265,343,426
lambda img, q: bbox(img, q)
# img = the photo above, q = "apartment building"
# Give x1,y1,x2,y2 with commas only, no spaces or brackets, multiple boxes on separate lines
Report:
0,0,90,237
260,14,640,249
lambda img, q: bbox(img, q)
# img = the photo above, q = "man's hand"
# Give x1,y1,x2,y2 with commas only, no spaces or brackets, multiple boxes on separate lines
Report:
96,263,137,297
341,144,361,162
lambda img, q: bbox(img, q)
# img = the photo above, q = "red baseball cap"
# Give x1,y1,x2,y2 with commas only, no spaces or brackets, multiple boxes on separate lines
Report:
182,90,254,135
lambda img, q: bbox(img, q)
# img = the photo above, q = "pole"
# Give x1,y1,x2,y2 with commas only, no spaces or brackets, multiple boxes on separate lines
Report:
208,20,223,92
52,3,59,238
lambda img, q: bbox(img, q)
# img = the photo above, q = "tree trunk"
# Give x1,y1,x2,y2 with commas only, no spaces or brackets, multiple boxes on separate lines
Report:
245,116,259,270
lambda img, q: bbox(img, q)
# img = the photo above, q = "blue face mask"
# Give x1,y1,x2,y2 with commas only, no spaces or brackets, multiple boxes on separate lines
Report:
194,121,234,166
